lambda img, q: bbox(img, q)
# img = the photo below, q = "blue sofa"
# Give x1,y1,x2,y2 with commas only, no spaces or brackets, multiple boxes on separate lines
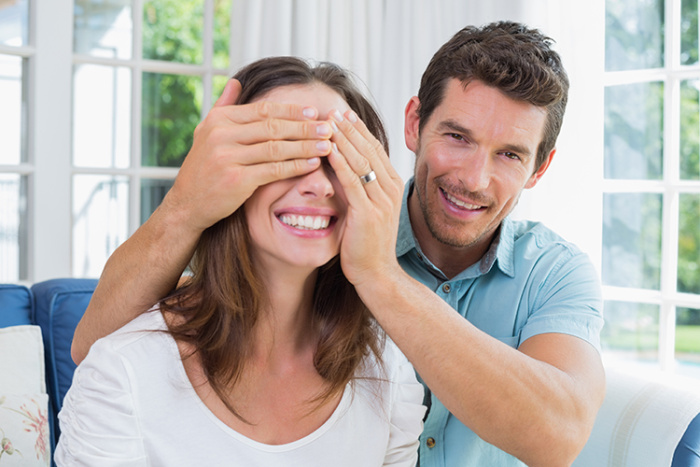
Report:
1,278,699,466
0,279,97,464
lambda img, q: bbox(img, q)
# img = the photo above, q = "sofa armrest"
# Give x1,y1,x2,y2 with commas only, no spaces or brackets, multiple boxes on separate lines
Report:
30,278,98,446
0,283,33,326
574,367,700,467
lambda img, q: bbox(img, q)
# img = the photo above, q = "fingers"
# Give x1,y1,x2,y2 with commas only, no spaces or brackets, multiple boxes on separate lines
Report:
227,100,318,125
328,109,396,200
250,156,322,187
236,139,332,164
330,111,373,174
232,119,333,146
214,79,242,107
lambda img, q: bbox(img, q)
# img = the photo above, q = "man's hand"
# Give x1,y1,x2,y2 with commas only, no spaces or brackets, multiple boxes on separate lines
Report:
326,109,405,287
164,78,336,235
72,79,335,364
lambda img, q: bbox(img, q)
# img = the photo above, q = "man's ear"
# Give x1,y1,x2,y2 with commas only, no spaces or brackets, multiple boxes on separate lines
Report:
404,96,421,153
525,148,555,189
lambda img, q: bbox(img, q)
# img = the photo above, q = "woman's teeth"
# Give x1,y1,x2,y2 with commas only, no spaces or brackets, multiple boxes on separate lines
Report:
279,214,331,230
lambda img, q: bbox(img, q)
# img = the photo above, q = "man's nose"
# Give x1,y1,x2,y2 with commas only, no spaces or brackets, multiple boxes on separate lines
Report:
459,150,491,192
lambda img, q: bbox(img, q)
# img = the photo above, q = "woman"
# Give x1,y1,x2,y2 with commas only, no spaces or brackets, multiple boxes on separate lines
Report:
55,57,425,466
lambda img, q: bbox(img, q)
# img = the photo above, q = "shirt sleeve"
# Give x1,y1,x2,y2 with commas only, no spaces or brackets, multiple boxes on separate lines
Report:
382,344,426,466
54,338,148,467
521,247,604,350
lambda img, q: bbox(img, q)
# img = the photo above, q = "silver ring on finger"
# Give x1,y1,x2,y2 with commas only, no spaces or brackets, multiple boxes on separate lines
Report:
359,170,377,185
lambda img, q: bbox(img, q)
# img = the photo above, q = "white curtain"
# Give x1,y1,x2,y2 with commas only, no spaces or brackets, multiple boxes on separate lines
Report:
229,0,605,264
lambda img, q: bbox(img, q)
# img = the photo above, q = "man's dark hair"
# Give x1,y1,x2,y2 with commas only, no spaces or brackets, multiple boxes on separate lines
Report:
417,21,569,170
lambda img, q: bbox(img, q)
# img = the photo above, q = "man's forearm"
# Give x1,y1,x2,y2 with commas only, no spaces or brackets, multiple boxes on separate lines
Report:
355,268,605,467
71,201,201,364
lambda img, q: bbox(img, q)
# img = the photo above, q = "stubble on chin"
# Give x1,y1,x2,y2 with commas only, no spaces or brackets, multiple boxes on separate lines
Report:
415,180,473,249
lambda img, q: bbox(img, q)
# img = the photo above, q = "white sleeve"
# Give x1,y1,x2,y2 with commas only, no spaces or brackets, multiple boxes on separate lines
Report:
382,345,426,466
54,338,148,467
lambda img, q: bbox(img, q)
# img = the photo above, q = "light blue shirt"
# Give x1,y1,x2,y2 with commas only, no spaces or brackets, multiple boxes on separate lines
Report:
396,180,604,467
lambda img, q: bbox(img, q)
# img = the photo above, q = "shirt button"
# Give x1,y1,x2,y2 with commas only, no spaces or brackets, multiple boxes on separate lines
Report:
426,437,436,448
442,283,451,293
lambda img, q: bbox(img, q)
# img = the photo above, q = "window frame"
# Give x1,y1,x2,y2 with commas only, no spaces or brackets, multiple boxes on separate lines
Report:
602,0,700,373
7,0,232,283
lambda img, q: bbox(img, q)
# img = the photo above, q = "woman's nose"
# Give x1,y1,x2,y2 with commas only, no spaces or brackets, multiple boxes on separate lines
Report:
297,164,334,198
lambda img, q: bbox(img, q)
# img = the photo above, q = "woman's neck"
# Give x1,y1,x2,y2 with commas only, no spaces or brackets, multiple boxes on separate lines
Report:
254,263,319,359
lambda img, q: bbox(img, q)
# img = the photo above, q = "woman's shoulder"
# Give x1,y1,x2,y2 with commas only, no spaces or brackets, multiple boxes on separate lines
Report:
355,337,414,385
89,308,170,356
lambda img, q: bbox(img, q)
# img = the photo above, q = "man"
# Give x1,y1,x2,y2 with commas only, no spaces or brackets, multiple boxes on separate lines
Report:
72,21,604,466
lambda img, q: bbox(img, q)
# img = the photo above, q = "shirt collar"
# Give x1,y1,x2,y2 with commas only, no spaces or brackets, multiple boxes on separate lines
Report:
396,178,516,279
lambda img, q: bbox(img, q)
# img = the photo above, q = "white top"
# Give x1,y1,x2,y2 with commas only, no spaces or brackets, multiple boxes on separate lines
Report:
55,311,425,466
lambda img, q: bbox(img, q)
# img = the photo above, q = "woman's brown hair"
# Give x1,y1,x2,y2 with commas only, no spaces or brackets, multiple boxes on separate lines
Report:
161,56,387,420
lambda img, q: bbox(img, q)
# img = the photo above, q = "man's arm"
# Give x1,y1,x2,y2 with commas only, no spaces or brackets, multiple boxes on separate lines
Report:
328,110,605,467
357,271,604,467
71,79,334,363
70,196,199,364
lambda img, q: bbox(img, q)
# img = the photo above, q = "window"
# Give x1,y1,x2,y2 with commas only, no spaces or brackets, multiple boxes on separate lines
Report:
603,0,700,378
0,0,30,282
0,0,232,283
71,0,231,278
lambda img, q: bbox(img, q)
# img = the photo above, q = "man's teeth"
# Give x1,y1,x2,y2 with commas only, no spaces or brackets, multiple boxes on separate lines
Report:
280,214,331,230
444,191,482,210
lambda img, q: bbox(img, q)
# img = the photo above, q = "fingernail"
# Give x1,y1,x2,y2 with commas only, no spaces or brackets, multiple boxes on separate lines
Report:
316,123,331,136
307,157,320,165
303,107,317,119
332,142,339,154
332,110,344,122
347,111,358,123
330,121,339,133
316,140,331,152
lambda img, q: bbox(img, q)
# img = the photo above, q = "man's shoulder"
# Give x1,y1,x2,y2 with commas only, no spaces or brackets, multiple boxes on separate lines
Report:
506,218,581,256
502,218,595,282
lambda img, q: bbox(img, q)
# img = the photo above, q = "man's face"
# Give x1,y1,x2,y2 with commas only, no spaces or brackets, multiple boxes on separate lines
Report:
405,79,553,261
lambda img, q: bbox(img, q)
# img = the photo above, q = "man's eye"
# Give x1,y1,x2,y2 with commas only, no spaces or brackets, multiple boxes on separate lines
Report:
502,152,521,161
448,133,464,141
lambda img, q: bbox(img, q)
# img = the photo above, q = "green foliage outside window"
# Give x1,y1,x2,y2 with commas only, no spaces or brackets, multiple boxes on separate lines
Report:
140,0,230,168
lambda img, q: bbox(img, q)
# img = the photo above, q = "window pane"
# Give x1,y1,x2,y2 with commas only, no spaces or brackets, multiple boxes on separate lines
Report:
682,0,699,66
605,0,664,71
676,307,700,378
213,0,231,69
0,55,25,165
0,0,28,47
74,0,133,59
73,175,129,278
141,72,201,167
140,179,173,224
605,82,664,180
679,194,700,294
601,300,659,365
143,0,203,64
0,174,27,282
73,65,132,168
603,193,662,289
681,80,700,180
212,74,228,104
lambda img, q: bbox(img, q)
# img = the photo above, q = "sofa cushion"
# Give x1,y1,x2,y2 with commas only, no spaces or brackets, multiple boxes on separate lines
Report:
0,326,46,394
0,284,33,327
0,394,50,466
0,325,50,466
